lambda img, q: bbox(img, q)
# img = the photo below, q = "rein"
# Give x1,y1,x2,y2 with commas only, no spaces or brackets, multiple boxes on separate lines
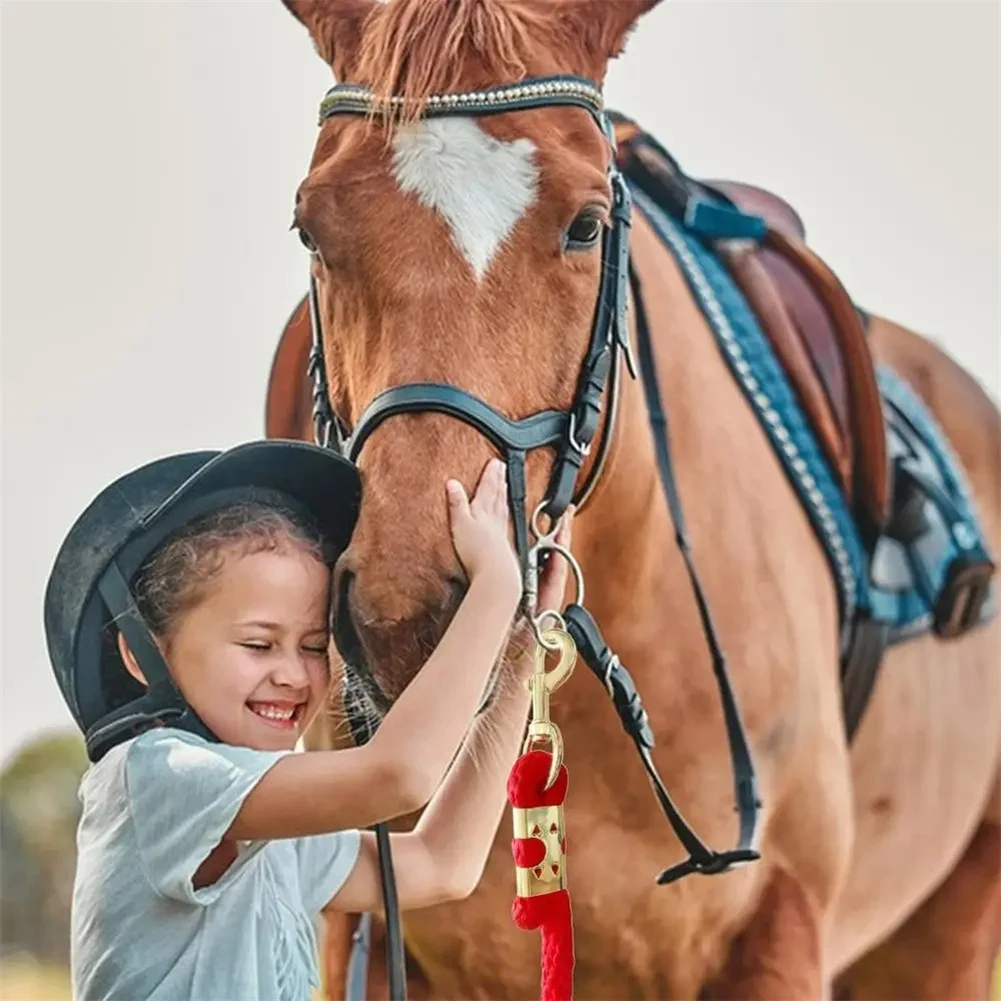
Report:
301,73,761,1000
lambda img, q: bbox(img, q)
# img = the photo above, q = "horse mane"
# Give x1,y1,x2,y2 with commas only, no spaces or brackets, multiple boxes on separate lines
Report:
354,0,558,123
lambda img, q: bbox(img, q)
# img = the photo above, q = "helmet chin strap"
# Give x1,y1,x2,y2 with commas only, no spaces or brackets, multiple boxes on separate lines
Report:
86,559,215,761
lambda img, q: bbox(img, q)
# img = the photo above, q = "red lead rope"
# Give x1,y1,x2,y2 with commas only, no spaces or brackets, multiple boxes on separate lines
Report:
507,749,575,1001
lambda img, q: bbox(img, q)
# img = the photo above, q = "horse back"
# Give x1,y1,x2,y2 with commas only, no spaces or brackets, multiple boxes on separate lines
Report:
265,293,313,442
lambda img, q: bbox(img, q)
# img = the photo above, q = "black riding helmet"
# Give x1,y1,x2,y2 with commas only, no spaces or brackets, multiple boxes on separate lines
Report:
44,439,361,763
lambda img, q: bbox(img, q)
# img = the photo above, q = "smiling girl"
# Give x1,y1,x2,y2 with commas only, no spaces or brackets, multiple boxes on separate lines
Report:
44,440,571,1001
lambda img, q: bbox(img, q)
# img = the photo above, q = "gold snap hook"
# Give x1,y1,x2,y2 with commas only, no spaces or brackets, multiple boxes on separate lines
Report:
523,628,577,789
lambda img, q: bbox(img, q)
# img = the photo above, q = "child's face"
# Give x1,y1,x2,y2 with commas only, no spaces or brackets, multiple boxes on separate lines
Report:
161,545,333,751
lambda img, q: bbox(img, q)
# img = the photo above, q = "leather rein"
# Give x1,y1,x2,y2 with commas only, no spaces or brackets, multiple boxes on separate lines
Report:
301,73,761,1001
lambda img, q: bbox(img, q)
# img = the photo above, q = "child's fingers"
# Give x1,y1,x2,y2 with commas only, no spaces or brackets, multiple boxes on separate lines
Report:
537,557,569,610
491,462,510,517
556,506,575,545
470,457,506,516
446,478,471,526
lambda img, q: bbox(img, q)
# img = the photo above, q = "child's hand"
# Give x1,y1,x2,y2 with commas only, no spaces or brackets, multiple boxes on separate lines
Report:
446,458,521,598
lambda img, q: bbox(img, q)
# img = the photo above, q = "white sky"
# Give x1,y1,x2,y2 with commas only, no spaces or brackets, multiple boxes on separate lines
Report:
2,1,998,762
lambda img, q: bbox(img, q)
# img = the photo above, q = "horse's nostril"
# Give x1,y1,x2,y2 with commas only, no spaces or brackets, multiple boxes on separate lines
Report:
333,569,364,668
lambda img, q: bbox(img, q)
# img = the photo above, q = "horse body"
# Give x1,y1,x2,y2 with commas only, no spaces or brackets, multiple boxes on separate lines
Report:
829,316,1001,992
384,207,854,999
267,1,1001,995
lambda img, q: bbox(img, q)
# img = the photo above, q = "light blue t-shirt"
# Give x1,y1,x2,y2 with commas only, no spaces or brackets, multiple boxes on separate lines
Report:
71,727,361,1001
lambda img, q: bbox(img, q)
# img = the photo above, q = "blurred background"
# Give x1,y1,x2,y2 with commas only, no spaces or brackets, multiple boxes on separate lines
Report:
2,0,998,996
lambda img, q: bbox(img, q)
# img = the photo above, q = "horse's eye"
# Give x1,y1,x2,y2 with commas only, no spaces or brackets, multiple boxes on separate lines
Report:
564,211,603,251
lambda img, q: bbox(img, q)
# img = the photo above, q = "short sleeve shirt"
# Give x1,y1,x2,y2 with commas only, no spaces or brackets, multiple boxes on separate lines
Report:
71,727,361,1001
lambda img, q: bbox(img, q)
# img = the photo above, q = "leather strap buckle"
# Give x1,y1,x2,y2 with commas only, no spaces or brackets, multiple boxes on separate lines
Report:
934,552,996,638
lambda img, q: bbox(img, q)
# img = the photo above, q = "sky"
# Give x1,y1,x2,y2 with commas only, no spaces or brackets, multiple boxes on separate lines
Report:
2,0,998,763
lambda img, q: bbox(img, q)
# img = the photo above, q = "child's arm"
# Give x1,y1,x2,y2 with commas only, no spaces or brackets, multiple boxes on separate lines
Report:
226,459,521,842
326,514,573,913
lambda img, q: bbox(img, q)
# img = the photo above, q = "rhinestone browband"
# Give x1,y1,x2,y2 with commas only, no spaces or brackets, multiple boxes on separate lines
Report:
318,74,604,123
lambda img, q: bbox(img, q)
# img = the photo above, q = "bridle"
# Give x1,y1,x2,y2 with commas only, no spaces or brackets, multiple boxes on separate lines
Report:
305,75,632,612
300,73,761,1001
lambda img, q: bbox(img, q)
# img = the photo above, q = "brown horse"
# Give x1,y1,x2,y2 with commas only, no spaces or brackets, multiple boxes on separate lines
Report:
266,1,1001,998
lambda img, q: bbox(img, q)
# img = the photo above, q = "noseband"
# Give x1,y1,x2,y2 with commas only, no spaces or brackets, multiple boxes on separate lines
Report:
302,74,761,1001
306,75,632,596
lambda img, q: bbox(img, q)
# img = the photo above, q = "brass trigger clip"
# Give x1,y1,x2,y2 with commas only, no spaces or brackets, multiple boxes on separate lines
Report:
524,628,578,790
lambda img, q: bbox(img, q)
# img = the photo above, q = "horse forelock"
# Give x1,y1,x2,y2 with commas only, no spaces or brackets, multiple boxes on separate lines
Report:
352,0,575,123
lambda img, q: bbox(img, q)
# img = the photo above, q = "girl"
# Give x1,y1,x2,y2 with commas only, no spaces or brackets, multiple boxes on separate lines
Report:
44,438,572,1001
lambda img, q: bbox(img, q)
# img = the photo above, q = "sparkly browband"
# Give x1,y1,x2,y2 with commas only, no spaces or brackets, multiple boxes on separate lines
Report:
318,73,605,123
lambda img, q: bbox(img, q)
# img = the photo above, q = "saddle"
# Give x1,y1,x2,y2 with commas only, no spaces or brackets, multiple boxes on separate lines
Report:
610,114,996,739
611,116,890,536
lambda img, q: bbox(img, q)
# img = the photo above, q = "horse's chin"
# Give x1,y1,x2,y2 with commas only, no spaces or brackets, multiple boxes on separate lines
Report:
340,662,392,743
341,629,515,744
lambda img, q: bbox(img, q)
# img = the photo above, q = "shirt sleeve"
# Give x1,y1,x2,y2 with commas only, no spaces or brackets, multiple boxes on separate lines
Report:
123,728,290,905
294,828,362,916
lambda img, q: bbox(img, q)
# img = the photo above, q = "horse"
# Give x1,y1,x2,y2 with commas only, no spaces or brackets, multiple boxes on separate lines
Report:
265,1,1001,997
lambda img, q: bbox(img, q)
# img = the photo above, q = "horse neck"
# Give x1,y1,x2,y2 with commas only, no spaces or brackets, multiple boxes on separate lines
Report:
573,229,744,635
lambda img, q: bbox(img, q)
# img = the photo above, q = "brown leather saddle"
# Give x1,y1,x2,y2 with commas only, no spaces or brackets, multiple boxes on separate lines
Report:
611,116,890,537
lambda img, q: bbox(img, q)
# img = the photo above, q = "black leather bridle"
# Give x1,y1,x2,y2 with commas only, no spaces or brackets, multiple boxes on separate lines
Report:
309,76,632,584
301,74,761,1001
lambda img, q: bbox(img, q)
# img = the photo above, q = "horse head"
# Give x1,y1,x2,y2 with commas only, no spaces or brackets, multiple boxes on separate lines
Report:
282,0,659,708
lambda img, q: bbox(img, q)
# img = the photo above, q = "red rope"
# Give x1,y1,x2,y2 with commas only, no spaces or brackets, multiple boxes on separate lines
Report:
507,749,575,1001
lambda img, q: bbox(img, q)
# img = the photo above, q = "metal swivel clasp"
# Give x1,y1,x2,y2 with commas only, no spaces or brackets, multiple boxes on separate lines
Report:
523,628,577,790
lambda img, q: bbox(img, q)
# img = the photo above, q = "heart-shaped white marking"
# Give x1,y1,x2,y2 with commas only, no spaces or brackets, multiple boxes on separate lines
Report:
392,117,539,280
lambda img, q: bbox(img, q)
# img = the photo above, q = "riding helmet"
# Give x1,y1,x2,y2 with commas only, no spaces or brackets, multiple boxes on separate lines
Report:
43,439,361,762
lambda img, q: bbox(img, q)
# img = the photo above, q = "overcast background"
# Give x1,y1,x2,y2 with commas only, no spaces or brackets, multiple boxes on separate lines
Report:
2,1,998,763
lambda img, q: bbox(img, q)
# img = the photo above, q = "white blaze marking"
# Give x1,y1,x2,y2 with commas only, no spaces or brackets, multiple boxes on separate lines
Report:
391,117,539,280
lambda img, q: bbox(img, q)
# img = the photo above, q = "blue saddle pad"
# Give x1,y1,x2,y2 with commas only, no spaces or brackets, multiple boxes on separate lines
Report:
630,184,995,649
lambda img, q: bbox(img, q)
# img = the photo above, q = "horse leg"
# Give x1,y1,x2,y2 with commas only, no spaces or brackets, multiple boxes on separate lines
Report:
702,866,828,1000
834,819,1001,1000
319,912,434,1001
318,912,354,1001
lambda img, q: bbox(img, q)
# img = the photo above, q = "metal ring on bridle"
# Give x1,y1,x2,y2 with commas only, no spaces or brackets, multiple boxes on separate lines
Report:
531,609,568,649
527,501,586,640
539,541,584,608
530,500,556,543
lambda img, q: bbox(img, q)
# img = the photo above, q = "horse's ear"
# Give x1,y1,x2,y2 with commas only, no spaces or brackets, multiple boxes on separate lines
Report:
561,0,662,75
280,0,374,79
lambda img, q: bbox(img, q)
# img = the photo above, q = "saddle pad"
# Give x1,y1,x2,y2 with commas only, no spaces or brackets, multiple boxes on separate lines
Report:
630,185,995,646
